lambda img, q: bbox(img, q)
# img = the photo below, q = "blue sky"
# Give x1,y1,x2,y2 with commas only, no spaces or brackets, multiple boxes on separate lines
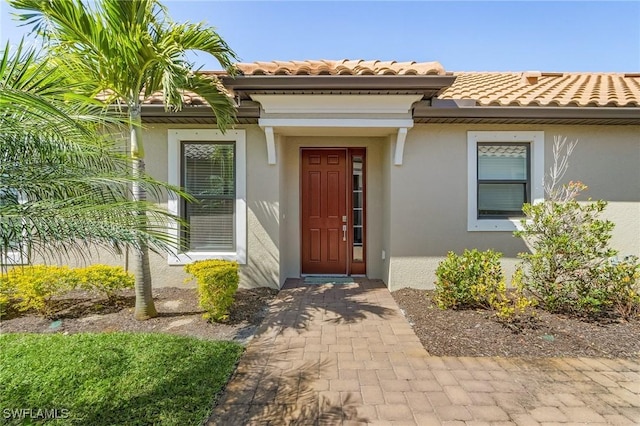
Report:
1,1,639,72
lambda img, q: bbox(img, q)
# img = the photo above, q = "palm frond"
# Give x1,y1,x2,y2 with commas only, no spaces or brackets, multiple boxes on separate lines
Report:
0,41,189,263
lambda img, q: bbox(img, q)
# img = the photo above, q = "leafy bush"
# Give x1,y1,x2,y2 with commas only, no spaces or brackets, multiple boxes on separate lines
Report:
0,276,13,316
76,264,134,301
1,265,76,316
434,249,504,309
1,264,134,316
590,257,640,319
492,267,537,326
435,250,536,327
514,137,640,318
515,181,618,314
185,260,239,322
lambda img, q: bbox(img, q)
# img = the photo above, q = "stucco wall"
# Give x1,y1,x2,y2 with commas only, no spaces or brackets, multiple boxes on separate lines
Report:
385,124,640,290
19,121,639,293
58,124,281,289
146,124,280,289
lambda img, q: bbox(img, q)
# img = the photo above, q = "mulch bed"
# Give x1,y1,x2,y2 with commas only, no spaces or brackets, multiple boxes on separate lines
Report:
0,287,278,344
392,288,640,358
3,286,639,358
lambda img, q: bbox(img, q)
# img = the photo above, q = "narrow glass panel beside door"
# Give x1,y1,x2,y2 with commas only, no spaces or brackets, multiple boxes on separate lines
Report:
352,156,364,262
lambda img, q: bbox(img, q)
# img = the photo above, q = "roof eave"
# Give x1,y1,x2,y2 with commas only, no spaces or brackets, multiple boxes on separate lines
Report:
139,102,260,124
414,104,640,124
222,75,457,92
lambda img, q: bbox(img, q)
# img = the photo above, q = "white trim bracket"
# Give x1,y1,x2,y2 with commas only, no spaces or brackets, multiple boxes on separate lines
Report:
264,126,277,165
394,128,408,165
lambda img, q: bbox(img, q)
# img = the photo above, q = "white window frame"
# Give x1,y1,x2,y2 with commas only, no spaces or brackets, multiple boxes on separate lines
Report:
467,131,544,231
167,129,246,264
1,191,28,266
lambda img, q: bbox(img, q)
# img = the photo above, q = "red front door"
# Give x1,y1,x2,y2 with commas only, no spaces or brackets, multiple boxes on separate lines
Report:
301,149,348,274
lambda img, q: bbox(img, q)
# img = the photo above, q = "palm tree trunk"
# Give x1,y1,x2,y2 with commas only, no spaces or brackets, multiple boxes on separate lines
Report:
134,226,157,320
130,105,157,320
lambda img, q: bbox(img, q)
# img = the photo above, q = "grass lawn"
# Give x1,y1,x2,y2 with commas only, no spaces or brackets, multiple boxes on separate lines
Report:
0,333,243,425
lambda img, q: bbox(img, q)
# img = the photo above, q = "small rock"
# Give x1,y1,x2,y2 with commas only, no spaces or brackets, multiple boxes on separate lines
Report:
163,318,194,330
78,314,104,323
49,320,62,330
160,300,183,310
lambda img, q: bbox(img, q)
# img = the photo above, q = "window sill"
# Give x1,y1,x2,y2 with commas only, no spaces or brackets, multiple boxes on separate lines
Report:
1,251,27,266
168,251,245,265
467,218,527,232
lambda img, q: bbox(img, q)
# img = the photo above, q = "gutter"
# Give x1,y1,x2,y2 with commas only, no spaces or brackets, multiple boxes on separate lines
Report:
222,75,457,92
140,102,261,119
414,102,640,123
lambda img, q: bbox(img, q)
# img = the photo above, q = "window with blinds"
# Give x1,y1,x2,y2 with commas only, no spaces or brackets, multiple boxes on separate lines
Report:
477,143,530,218
181,142,235,252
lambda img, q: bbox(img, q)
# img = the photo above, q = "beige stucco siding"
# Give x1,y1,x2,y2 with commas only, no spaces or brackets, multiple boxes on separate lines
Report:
385,124,640,290
84,124,281,289
19,121,638,293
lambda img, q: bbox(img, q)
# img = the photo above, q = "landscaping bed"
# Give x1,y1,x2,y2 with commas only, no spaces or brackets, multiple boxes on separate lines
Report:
393,288,640,358
3,285,639,359
0,287,278,343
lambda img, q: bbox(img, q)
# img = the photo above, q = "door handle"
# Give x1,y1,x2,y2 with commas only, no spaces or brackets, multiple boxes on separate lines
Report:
342,225,347,241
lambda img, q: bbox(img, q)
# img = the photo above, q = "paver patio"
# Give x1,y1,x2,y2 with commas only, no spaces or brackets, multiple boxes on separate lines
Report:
208,279,640,425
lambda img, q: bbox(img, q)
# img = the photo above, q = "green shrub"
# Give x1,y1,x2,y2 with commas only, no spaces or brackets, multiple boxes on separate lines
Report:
2,265,77,316
590,257,640,319
515,180,640,318
492,267,537,326
76,264,134,301
185,259,239,322
434,249,504,309
1,264,134,317
434,251,537,328
0,275,13,316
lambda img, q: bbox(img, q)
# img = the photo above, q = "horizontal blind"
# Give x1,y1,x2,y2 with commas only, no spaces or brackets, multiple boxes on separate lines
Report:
477,143,529,217
478,183,526,213
478,145,527,180
183,142,235,251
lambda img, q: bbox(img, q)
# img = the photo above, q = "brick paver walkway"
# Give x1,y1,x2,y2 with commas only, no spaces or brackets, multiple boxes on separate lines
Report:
209,279,640,425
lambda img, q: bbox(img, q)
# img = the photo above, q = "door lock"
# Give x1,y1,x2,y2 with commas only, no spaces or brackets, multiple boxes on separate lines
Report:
342,215,347,223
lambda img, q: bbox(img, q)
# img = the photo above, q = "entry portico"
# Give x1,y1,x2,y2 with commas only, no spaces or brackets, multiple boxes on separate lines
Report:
222,69,456,283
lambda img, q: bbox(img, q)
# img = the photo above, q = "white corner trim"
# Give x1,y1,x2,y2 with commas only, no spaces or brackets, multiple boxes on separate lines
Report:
167,129,247,264
394,128,408,166
251,94,422,114
263,126,277,165
467,130,545,232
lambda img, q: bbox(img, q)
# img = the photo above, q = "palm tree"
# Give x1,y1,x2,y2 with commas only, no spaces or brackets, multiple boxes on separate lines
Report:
11,0,238,319
1,42,182,274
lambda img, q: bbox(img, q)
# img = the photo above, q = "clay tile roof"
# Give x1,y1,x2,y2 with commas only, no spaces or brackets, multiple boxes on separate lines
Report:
123,60,640,109
235,59,446,76
439,72,640,107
